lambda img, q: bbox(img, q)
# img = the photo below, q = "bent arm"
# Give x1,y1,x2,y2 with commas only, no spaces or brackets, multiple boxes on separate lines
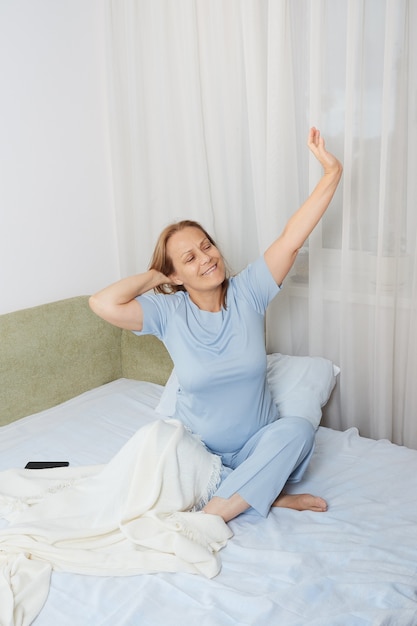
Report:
89,269,170,331
264,128,343,286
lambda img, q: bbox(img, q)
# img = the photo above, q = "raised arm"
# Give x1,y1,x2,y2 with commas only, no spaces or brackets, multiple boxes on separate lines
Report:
89,269,171,331
264,127,343,286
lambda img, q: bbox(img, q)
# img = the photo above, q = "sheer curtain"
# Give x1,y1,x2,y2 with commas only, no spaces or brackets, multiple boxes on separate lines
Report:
106,0,417,448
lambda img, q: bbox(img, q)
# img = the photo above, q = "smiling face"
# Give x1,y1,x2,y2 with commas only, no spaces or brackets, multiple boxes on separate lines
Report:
166,226,226,304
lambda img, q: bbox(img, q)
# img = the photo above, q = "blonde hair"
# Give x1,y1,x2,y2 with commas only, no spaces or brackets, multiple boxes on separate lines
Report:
149,220,229,306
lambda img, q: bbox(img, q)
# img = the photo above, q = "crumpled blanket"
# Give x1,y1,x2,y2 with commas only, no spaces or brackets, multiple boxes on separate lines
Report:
0,419,232,626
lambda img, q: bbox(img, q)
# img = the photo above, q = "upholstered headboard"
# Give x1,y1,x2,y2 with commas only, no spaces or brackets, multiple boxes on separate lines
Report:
0,296,173,426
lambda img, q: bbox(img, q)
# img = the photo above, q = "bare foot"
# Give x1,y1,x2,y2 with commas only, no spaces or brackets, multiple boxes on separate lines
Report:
272,493,327,512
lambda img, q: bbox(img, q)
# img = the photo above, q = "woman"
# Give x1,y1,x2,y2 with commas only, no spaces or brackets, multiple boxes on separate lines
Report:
90,127,342,523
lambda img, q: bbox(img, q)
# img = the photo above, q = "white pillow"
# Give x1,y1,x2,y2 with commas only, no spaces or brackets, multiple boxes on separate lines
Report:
156,354,339,429
155,369,178,417
266,353,339,429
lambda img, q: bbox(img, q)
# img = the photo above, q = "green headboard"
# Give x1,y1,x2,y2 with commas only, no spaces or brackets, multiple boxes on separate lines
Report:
0,296,173,425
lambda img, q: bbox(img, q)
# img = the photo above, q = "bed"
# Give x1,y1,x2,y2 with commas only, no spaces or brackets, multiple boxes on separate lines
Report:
1,296,417,626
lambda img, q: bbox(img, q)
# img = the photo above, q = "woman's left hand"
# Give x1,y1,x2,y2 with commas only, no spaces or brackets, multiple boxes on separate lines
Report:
307,127,342,176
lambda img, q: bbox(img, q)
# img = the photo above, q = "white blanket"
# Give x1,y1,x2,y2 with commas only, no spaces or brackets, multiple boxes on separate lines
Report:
0,419,232,626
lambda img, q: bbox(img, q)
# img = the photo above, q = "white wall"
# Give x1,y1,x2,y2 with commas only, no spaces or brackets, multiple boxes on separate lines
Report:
0,0,119,314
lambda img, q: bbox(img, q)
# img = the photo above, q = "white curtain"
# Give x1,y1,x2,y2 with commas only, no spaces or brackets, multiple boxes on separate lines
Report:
106,0,417,449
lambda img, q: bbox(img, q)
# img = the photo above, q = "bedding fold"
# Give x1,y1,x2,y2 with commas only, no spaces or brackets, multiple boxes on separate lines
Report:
0,419,232,626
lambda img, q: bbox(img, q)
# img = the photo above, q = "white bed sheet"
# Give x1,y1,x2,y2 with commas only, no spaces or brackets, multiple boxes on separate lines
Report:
1,379,417,626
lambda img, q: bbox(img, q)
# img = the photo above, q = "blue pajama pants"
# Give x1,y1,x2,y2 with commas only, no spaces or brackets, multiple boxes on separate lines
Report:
212,416,316,517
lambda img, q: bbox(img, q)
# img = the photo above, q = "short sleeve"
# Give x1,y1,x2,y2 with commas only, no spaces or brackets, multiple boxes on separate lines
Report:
232,256,281,315
133,292,183,340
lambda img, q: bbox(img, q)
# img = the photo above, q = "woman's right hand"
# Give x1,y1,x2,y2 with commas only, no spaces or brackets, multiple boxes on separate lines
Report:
152,269,175,288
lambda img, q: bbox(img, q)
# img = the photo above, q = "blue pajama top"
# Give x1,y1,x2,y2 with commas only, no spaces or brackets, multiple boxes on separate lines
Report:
135,256,281,455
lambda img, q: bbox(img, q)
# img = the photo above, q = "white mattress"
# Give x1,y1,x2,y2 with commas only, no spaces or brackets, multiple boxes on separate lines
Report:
1,379,417,626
